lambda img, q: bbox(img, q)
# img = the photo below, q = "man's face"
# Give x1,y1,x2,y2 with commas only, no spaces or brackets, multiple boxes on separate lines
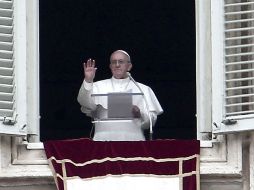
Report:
110,52,132,79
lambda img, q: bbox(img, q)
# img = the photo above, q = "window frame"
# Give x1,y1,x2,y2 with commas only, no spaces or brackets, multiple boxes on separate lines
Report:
13,0,244,177
25,0,40,140
196,0,243,176
0,0,245,179
0,0,45,174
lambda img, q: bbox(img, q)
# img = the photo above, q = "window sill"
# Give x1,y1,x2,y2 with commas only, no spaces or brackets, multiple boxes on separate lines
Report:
25,142,44,150
200,140,213,148
26,141,213,149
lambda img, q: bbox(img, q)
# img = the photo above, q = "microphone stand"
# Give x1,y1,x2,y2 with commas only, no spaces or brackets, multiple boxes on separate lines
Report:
127,72,153,140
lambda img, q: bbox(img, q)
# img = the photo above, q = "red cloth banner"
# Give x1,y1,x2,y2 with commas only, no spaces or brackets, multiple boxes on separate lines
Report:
44,138,200,190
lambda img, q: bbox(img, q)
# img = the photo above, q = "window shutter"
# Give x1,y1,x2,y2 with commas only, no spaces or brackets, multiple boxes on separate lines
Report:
213,0,254,134
0,0,27,136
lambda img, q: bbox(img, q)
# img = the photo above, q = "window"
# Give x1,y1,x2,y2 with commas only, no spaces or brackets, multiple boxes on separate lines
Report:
224,1,254,118
196,0,243,176
0,0,245,180
0,0,47,180
0,0,28,136
212,0,254,134
39,0,196,141
0,0,39,139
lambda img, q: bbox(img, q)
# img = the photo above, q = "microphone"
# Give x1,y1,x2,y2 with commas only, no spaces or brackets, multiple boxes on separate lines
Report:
127,72,153,140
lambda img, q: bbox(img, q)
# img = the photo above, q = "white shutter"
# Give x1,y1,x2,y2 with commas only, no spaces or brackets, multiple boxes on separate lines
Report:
0,0,27,136
213,0,254,134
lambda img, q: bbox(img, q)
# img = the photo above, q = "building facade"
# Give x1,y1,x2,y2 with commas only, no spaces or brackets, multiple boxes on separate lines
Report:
0,0,253,189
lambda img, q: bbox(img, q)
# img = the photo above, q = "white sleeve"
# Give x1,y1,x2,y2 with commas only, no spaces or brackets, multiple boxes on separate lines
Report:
140,111,157,130
77,80,97,116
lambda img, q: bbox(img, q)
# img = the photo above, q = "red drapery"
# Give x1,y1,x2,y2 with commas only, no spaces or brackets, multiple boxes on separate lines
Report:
44,138,200,190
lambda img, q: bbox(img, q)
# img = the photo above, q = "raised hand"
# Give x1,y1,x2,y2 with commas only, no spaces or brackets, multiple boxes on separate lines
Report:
84,58,97,83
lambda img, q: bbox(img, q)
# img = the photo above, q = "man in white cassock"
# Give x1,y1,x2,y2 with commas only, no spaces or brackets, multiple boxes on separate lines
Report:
77,50,163,141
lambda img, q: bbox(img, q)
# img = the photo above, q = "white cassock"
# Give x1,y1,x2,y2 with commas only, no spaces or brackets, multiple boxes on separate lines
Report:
77,77,163,141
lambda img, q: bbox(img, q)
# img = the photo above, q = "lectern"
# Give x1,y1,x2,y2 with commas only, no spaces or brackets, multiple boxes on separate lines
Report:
90,92,150,141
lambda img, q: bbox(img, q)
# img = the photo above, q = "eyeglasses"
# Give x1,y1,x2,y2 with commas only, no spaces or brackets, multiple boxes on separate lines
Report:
110,60,130,65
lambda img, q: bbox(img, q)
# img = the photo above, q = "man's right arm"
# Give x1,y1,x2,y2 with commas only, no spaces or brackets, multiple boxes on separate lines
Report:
77,80,97,116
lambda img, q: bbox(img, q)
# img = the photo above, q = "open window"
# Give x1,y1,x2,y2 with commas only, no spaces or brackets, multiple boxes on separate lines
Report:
0,0,247,183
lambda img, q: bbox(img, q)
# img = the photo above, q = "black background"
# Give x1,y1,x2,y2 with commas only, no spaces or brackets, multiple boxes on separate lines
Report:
39,0,196,141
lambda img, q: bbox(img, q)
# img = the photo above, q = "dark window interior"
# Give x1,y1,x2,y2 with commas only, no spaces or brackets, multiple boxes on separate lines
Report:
39,0,196,141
